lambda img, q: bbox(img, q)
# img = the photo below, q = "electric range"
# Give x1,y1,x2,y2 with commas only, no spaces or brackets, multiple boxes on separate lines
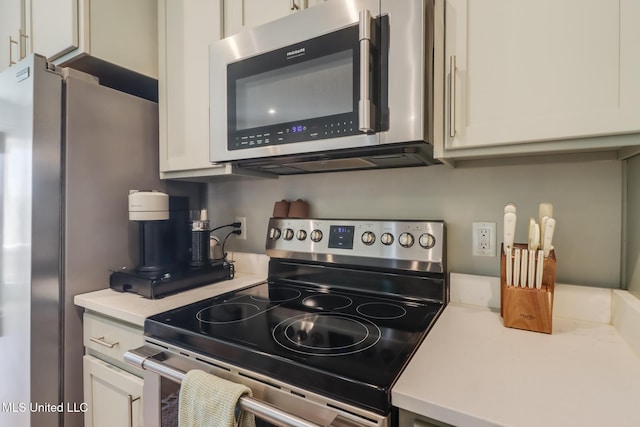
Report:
143,218,447,420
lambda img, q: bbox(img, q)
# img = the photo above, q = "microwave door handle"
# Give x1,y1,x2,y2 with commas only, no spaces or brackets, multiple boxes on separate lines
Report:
358,9,373,133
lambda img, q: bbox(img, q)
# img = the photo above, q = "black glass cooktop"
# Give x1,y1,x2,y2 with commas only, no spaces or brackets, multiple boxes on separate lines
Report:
145,281,443,414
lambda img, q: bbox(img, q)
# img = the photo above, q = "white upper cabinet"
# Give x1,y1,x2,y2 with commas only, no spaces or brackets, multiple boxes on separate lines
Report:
30,0,77,61
223,0,326,37
159,0,301,179
158,0,233,179
0,0,27,73
440,0,640,158
31,0,157,78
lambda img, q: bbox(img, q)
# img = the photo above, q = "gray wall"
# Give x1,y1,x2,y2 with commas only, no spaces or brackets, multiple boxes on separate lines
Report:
206,159,623,288
626,154,640,297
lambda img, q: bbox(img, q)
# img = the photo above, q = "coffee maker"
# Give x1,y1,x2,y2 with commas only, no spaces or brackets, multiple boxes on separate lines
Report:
109,191,233,298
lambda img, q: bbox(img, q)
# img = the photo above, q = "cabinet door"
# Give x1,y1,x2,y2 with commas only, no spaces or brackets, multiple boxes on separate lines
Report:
223,0,311,37
0,0,23,72
30,0,78,60
83,355,143,427
445,0,640,151
158,0,232,177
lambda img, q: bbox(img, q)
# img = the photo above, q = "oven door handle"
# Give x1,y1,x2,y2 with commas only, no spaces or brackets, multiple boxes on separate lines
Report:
124,347,324,427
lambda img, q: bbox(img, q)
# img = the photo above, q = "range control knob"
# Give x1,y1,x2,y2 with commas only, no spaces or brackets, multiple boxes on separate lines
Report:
399,232,415,248
380,232,394,246
419,233,436,249
361,231,376,245
296,230,307,241
269,228,281,240
283,228,294,241
310,229,323,242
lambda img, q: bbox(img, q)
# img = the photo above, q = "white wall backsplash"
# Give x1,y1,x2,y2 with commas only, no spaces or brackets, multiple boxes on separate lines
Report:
206,159,622,288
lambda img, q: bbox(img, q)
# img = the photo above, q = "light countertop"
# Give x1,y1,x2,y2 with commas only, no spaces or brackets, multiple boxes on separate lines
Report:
392,274,640,427
74,259,640,427
74,252,269,326
74,272,265,327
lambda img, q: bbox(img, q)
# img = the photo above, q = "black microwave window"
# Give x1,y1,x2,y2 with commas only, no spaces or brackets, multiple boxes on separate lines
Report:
235,50,353,131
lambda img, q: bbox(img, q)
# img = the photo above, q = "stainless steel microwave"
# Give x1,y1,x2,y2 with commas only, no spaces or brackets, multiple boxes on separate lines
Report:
210,0,443,174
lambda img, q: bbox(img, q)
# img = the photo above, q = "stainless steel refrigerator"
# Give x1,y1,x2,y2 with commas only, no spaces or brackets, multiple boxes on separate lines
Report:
0,54,166,427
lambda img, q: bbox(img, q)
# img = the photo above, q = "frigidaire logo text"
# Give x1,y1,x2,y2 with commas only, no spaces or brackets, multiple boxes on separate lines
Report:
286,48,306,58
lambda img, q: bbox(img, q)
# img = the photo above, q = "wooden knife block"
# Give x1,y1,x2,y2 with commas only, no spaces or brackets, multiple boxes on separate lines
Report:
500,243,556,334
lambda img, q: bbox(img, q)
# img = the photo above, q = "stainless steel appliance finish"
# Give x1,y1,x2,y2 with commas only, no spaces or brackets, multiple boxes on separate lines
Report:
0,54,164,427
125,345,378,427
266,218,445,273
131,218,447,427
209,0,443,174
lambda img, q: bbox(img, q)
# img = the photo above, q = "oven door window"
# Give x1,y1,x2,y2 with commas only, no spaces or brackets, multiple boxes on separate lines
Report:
227,17,388,151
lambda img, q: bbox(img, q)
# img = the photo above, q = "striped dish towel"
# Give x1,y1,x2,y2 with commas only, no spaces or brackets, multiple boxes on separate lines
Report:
179,369,256,427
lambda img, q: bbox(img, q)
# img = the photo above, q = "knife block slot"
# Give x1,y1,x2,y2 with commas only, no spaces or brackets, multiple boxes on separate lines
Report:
500,243,556,334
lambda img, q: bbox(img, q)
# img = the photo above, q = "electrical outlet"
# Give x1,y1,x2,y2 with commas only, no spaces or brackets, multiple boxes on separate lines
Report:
472,222,496,257
235,216,247,240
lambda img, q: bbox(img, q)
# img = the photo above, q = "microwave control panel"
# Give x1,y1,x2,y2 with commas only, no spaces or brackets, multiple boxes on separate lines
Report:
231,117,359,150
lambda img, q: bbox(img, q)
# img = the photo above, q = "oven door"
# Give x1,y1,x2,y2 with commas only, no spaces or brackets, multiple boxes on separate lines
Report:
126,344,390,427
210,0,388,163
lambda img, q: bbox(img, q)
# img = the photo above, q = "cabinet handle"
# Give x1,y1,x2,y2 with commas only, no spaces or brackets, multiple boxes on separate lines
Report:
19,32,29,60
358,9,373,133
128,395,140,427
127,395,133,427
89,336,119,349
9,36,18,66
449,55,456,138
290,1,299,10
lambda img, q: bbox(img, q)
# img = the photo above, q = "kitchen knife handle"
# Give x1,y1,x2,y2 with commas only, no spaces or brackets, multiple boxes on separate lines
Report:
449,55,456,137
536,250,544,290
528,250,536,288
358,9,373,133
506,247,512,287
513,249,521,288
520,249,528,289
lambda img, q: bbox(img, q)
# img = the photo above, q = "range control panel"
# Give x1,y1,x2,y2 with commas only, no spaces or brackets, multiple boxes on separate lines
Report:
265,218,445,273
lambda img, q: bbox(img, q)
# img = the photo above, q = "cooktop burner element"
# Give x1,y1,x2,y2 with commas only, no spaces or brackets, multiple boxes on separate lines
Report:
302,294,353,310
249,286,301,303
195,302,262,324
145,218,447,416
273,312,381,356
357,302,408,319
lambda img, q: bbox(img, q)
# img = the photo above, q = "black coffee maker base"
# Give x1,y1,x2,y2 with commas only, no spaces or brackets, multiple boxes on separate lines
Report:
109,262,234,299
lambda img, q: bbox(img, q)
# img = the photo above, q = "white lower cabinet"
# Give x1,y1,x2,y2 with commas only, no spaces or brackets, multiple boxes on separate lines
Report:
82,312,145,427
398,409,451,427
83,355,143,427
